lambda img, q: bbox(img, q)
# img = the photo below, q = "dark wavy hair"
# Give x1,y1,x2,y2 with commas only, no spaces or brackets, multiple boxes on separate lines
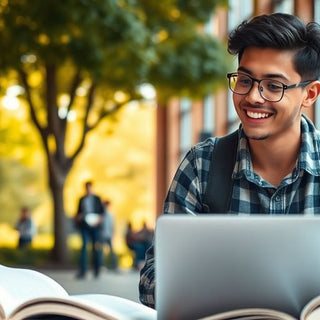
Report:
228,13,320,80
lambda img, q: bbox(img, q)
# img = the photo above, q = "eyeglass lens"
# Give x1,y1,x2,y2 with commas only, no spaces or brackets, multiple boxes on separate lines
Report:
229,74,284,102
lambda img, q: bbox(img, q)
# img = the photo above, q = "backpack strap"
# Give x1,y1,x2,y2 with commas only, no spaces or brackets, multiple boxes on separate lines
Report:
202,130,239,213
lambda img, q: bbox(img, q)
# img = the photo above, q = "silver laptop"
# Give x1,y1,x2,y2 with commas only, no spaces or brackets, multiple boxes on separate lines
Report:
155,215,320,320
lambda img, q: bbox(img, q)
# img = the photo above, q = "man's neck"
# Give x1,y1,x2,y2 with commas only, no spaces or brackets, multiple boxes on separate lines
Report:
248,133,301,187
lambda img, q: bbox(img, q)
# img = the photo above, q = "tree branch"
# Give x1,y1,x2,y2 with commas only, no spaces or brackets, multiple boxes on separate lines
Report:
18,68,48,143
88,101,125,132
60,70,82,133
68,81,96,163
45,64,60,136
67,70,82,114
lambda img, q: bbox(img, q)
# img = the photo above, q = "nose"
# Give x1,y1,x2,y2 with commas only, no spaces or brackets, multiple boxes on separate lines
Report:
245,81,266,103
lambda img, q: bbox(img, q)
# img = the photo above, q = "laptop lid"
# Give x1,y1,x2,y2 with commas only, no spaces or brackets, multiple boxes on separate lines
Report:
155,215,320,320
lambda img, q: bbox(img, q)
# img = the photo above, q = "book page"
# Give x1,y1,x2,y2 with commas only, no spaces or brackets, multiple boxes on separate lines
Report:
199,308,296,320
69,294,157,320
304,309,320,320
12,294,157,320
300,295,320,320
0,264,68,318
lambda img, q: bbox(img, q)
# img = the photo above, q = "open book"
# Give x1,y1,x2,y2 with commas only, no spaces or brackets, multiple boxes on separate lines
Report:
198,300,320,320
0,264,156,320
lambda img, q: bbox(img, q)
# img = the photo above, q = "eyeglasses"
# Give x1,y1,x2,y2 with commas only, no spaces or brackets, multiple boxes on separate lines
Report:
227,72,313,102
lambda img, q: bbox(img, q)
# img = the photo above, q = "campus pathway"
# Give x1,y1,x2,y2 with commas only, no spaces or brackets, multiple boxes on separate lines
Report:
40,267,141,303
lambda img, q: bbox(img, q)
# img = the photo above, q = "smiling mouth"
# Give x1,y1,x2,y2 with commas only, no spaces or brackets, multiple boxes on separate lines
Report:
246,111,272,119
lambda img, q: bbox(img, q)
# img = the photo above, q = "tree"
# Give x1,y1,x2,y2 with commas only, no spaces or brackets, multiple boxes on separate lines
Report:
0,0,228,264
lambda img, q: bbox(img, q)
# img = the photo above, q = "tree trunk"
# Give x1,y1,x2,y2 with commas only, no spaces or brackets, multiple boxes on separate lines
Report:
48,161,71,265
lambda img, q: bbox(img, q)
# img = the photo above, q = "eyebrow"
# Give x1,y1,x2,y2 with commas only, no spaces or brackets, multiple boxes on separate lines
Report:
237,66,289,82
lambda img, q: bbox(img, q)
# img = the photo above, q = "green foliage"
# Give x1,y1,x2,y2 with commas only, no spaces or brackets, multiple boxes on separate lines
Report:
0,158,48,226
0,0,154,88
0,0,229,97
0,247,131,269
0,109,40,162
177,0,228,22
0,247,52,267
150,33,229,99
136,0,228,30
0,108,48,225
135,0,230,100
0,0,230,262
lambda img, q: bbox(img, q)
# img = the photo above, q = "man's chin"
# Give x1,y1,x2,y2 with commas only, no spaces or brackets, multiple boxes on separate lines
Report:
248,135,270,141
243,130,270,141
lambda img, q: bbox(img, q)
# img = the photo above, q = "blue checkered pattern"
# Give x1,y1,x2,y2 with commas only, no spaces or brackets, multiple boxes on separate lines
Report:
139,115,320,308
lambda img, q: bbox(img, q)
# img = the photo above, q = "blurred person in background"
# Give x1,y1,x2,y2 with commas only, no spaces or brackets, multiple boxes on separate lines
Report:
126,221,153,270
137,221,154,249
15,206,37,249
74,181,104,279
101,200,118,271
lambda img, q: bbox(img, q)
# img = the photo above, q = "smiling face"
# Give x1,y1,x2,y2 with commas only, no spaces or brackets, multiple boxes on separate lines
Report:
233,47,309,142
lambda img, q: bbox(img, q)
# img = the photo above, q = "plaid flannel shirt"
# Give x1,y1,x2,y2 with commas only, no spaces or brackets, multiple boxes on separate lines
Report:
139,115,320,308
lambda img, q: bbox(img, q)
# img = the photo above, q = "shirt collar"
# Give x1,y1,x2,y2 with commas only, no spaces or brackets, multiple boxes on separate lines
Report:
233,114,320,179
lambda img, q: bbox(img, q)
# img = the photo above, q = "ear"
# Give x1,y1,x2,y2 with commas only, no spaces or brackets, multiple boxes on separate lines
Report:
302,81,320,108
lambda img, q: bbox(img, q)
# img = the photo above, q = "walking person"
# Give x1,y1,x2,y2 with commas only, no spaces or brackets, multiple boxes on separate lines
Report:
74,181,104,279
101,200,118,271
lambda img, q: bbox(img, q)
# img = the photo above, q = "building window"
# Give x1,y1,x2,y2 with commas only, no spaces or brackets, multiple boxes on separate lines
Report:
227,0,253,133
315,0,320,22
228,0,253,30
200,95,215,140
274,0,294,13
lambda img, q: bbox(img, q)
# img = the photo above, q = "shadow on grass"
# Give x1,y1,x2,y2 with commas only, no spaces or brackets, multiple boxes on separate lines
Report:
0,247,79,269
0,247,131,270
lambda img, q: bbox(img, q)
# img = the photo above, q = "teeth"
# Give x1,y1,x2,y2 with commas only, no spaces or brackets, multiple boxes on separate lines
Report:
247,111,270,119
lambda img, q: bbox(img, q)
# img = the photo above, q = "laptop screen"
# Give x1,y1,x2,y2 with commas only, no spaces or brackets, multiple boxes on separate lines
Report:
155,215,320,320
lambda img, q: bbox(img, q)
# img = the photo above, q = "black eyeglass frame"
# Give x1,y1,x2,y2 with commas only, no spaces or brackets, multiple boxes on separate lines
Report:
227,72,314,102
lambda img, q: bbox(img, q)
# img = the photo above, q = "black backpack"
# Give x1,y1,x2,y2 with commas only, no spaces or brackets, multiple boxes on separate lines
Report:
202,130,238,213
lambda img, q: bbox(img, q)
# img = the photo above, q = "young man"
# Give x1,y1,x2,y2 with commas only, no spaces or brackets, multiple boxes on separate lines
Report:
139,13,320,308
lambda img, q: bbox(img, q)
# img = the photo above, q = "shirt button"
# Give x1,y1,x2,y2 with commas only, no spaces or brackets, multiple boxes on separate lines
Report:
275,196,281,201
